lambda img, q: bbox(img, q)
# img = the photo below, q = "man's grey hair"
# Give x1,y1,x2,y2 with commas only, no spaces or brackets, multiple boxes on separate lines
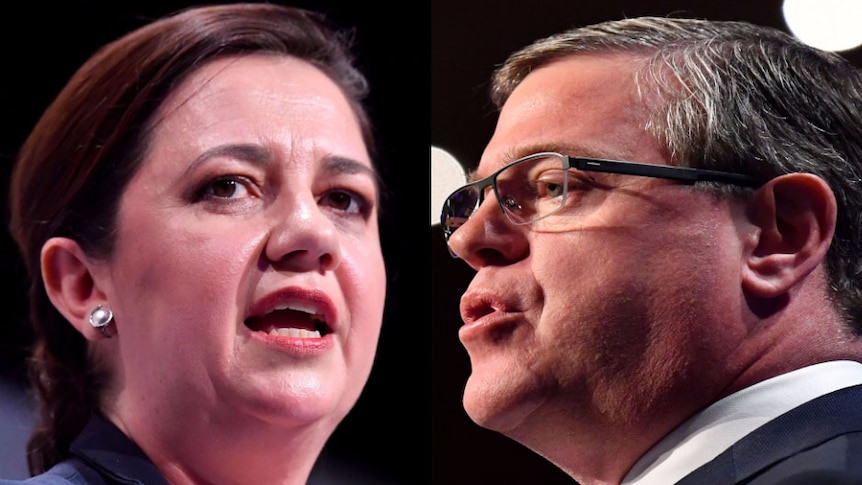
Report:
491,16,862,331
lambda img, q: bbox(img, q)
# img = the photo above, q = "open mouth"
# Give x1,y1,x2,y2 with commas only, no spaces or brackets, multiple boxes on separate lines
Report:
245,303,331,338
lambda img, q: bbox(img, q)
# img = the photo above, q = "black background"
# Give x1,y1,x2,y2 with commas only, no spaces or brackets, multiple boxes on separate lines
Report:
432,1,862,484
6,1,862,484
0,1,430,483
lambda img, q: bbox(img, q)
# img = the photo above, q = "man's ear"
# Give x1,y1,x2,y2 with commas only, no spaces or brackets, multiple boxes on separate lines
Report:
742,173,836,298
41,237,109,341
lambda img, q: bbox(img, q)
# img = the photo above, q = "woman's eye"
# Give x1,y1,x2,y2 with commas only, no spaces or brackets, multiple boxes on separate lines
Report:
320,189,369,216
201,176,253,200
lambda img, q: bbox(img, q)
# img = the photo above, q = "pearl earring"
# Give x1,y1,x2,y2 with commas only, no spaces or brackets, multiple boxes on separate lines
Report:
88,305,114,338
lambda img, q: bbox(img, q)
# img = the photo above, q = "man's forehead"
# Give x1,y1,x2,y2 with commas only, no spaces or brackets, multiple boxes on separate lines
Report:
477,55,660,179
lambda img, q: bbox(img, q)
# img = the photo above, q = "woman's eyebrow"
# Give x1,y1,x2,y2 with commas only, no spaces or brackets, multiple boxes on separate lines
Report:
183,146,380,191
321,155,377,177
321,154,383,199
184,143,272,176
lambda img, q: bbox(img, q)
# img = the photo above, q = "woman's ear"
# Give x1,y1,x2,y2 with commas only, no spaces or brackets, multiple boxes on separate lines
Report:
41,237,109,341
742,173,837,298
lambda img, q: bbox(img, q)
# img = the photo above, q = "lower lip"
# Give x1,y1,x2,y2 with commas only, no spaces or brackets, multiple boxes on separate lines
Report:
250,331,335,354
458,314,520,344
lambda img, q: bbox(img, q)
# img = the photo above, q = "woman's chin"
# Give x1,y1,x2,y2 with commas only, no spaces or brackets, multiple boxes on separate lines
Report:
235,379,357,428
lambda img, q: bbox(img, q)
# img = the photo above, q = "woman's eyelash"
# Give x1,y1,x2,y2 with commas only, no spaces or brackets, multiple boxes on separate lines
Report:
320,188,373,217
194,175,256,201
190,175,376,221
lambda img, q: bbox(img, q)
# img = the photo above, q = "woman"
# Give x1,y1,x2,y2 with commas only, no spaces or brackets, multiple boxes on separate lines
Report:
4,3,388,483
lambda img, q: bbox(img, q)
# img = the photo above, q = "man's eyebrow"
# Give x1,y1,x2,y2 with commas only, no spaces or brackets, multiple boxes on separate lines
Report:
466,142,608,183
465,169,482,184
502,142,608,161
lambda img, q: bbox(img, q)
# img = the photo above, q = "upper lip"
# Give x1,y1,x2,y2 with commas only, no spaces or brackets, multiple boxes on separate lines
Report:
246,286,338,334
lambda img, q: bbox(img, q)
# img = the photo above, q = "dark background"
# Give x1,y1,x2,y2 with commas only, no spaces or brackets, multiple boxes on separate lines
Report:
0,1,429,483
431,1,862,484
6,2,862,484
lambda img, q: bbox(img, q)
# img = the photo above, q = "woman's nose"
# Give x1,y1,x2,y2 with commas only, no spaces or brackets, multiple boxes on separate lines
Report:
264,195,341,273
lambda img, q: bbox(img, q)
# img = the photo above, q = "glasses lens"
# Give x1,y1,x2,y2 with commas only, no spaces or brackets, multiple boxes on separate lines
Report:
495,153,567,225
440,184,481,239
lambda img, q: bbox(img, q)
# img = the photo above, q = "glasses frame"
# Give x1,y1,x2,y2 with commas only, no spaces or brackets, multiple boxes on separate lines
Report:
440,151,760,241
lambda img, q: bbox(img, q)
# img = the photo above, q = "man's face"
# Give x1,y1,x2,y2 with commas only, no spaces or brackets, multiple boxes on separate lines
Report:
447,54,750,441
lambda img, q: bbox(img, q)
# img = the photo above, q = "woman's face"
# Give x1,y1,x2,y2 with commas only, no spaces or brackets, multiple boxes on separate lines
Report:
95,55,386,459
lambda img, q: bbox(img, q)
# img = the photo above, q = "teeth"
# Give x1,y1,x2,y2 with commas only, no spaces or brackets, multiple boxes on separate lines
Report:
268,327,322,338
272,302,325,322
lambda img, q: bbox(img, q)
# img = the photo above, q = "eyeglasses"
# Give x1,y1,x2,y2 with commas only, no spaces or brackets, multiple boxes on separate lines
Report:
439,151,759,242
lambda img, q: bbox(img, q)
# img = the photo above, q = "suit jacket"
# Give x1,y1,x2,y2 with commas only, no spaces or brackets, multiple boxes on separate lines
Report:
0,415,397,484
0,417,168,485
0,415,169,485
676,384,862,485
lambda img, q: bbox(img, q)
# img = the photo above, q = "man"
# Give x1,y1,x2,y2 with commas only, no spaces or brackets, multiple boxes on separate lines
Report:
439,16,862,485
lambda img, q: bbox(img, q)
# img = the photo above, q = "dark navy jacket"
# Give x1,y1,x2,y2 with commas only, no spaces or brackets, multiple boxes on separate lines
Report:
677,384,862,485
0,416,398,484
0,416,168,485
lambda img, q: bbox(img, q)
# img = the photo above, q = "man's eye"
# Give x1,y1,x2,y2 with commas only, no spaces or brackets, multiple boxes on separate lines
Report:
535,181,565,198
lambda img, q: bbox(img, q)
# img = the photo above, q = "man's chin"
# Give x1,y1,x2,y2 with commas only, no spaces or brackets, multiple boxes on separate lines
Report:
462,373,539,433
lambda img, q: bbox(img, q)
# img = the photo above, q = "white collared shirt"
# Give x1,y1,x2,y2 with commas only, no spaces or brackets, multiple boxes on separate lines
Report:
621,360,862,485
